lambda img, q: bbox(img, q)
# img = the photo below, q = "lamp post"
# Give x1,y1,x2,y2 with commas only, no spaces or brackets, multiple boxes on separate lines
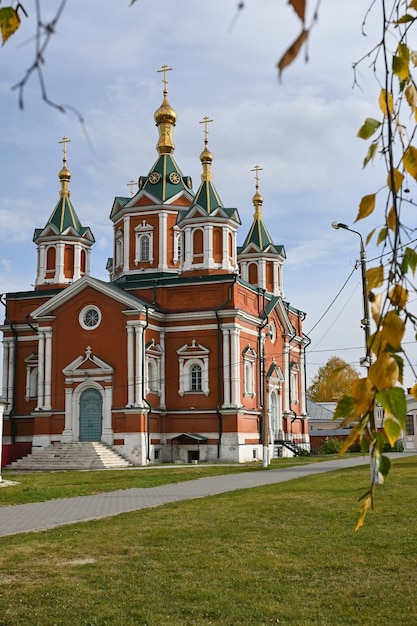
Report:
332,222,383,485
331,222,371,368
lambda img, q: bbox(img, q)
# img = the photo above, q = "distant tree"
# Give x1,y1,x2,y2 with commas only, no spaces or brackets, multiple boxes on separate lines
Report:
308,357,360,403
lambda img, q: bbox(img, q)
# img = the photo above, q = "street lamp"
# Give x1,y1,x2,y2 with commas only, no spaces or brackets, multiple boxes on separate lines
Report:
332,222,383,485
331,222,371,368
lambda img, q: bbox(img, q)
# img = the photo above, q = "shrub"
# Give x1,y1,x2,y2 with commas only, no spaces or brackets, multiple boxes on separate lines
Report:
320,437,343,455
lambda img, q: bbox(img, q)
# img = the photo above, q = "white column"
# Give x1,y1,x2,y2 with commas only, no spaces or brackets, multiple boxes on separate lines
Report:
56,243,65,283
37,331,45,410
7,340,15,413
73,243,81,280
134,324,144,406
259,259,266,291
44,329,52,410
184,227,192,270
299,348,306,415
159,211,168,270
240,261,248,282
222,328,230,408
102,386,114,444
126,325,135,406
61,387,74,442
222,228,229,269
230,327,240,407
283,339,290,414
205,224,213,268
273,261,279,296
0,400,6,481
86,247,92,275
123,215,130,272
2,341,9,406
160,331,166,409
37,245,46,286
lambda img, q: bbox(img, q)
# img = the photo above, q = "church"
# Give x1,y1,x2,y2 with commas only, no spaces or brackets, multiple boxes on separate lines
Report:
1,68,310,466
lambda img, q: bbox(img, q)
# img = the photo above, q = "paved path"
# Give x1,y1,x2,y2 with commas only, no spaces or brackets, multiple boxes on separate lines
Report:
0,454,407,537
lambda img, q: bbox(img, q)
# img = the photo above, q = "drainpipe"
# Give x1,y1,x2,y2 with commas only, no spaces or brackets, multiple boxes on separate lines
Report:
215,275,237,459
258,289,270,468
0,295,17,444
141,305,152,464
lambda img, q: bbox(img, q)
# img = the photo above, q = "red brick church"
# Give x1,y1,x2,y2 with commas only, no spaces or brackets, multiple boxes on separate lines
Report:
1,68,310,466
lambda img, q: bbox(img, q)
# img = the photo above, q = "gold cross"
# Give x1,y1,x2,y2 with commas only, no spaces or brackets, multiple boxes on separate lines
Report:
199,116,213,143
251,165,263,188
127,179,136,197
157,64,173,91
58,136,71,162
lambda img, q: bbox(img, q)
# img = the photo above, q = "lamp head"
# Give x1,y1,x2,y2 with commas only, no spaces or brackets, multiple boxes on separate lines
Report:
332,221,349,231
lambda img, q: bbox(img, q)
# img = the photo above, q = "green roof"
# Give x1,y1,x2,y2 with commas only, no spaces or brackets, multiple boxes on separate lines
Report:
140,155,193,202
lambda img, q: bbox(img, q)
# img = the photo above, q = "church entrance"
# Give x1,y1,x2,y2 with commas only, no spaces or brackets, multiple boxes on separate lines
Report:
79,388,103,441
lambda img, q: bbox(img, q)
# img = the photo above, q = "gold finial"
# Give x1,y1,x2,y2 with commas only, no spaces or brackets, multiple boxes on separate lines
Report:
199,116,214,183
58,136,72,198
157,64,173,92
127,179,136,197
154,65,176,155
251,165,264,219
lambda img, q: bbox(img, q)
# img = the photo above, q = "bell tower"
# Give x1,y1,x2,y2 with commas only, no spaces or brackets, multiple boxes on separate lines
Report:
33,137,95,290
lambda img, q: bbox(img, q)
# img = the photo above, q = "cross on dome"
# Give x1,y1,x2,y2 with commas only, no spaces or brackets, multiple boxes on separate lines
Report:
59,136,71,163
157,64,173,92
251,164,263,189
199,116,213,144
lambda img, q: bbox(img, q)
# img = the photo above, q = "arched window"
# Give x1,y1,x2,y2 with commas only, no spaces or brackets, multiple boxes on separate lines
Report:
270,390,278,436
248,263,258,285
190,364,202,391
148,359,159,393
140,235,150,261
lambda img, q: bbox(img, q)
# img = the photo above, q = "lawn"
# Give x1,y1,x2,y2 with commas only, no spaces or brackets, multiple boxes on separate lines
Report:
0,456,416,625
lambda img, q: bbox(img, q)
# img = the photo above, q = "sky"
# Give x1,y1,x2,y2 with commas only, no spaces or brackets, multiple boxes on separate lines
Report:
1,0,416,389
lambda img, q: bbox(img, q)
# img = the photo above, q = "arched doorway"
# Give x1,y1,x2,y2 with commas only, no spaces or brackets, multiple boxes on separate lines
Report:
79,388,103,441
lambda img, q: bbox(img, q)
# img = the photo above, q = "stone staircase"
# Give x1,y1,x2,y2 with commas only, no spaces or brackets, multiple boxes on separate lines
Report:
7,442,132,471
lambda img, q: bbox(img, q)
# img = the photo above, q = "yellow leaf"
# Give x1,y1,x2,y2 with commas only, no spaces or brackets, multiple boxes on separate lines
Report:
351,378,374,415
387,168,404,192
355,194,376,221
355,495,372,532
410,383,417,400
388,284,408,309
0,7,20,45
277,29,309,78
289,0,306,21
369,353,400,390
371,292,383,324
393,50,410,81
379,88,394,116
381,310,405,348
384,413,402,447
367,264,384,290
411,50,417,67
387,205,398,233
410,1,417,13
366,228,376,245
405,84,417,111
403,146,417,181
363,142,379,168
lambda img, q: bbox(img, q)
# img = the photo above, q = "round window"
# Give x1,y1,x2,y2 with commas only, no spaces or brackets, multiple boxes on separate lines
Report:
79,306,101,330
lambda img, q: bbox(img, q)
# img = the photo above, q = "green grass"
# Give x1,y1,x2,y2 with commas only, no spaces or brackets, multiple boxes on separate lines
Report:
0,456,330,506
1,456,416,625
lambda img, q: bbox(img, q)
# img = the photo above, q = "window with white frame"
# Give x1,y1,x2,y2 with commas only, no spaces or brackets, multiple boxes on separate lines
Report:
145,339,162,396
190,364,202,391
134,221,154,265
243,346,257,397
25,354,38,401
290,362,299,404
177,340,210,396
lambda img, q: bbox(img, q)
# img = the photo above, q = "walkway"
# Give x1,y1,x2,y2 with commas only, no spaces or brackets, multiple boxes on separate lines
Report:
0,454,406,537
